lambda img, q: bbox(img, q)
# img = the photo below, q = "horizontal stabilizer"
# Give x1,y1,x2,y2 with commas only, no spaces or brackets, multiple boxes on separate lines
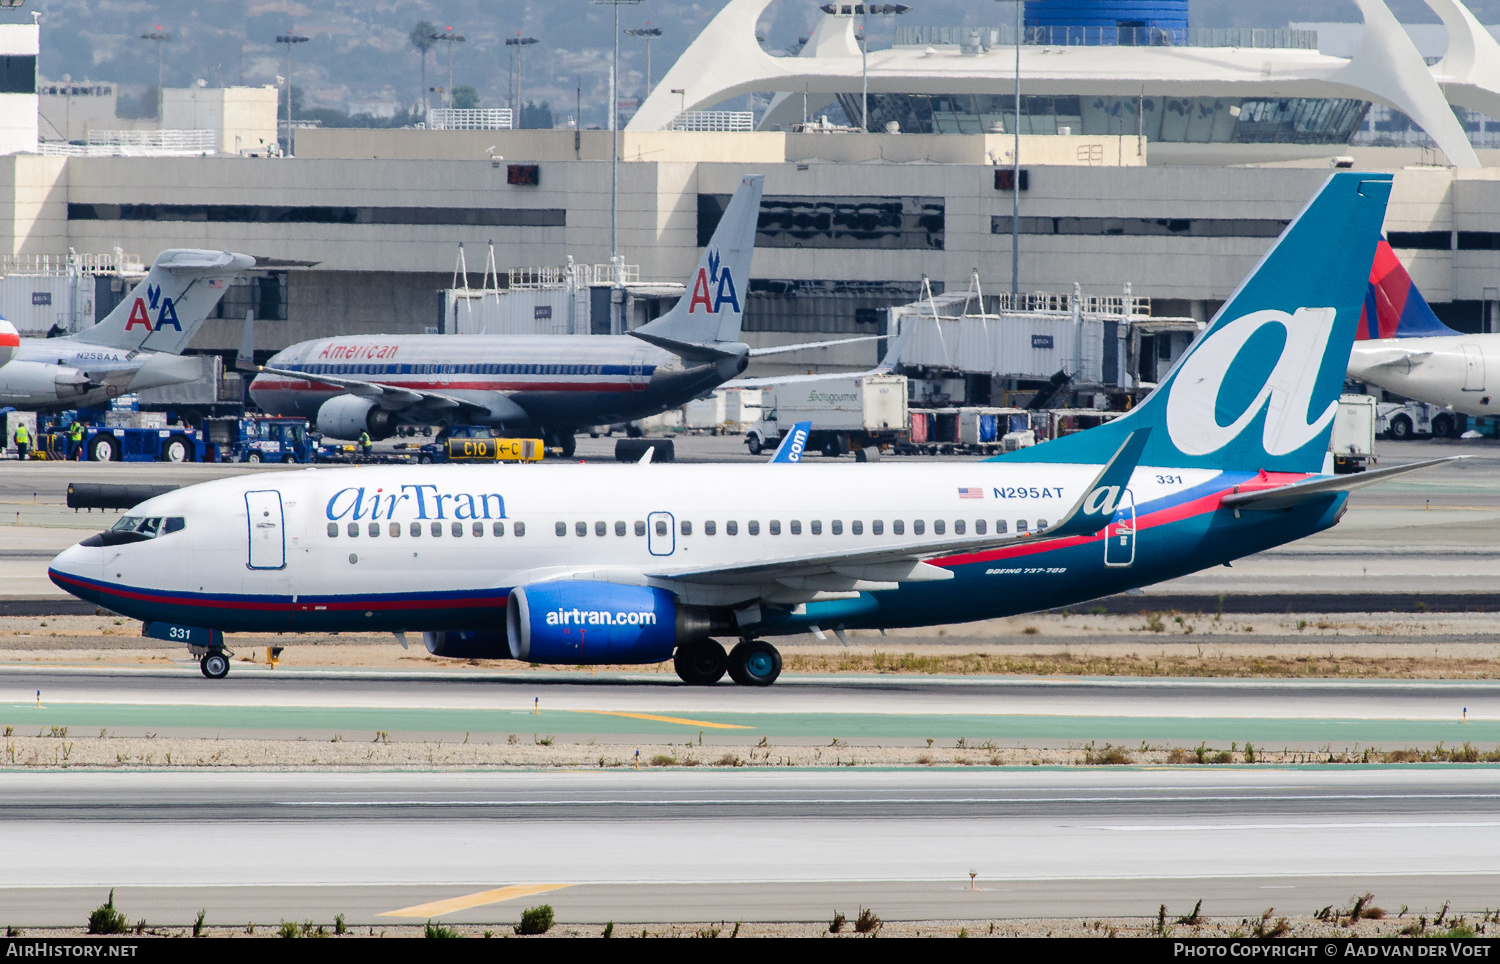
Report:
628,328,747,363
747,334,886,357
1220,457,1459,511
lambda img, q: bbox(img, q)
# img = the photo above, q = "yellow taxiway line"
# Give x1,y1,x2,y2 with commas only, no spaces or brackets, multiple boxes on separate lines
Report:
574,709,753,730
380,883,574,918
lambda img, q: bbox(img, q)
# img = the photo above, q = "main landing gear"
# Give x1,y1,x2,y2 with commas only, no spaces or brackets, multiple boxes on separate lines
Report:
673,639,781,686
199,650,231,679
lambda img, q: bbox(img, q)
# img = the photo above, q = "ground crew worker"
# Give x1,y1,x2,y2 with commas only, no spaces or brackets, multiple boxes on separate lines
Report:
13,421,29,460
357,429,372,457
67,420,84,461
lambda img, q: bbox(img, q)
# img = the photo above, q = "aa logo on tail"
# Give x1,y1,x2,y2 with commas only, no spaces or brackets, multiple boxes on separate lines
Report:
1164,307,1338,458
687,248,740,315
123,282,182,332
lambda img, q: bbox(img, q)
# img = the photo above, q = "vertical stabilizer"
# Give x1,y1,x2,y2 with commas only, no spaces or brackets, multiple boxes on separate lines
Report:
994,172,1393,473
72,249,256,353
635,174,763,348
1357,239,1457,339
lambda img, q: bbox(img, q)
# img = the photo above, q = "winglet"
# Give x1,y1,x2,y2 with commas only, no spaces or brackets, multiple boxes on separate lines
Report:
768,422,811,463
1038,429,1150,540
235,309,256,372
876,321,915,373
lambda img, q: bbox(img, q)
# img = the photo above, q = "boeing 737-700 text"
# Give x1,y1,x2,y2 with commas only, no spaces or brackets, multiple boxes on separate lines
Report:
49,173,1444,685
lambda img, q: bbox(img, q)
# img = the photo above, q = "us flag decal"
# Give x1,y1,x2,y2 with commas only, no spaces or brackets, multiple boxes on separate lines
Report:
958,487,983,499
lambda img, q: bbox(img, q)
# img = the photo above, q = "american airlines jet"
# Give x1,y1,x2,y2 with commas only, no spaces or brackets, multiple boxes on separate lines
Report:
0,249,254,412
1346,239,1495,429
50,173,1442,685
247,176,868,456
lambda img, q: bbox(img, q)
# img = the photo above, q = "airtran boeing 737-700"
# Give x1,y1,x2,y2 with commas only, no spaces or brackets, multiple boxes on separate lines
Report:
49,172,1444,686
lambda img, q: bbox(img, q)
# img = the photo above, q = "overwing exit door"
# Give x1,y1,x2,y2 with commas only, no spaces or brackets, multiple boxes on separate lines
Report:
245,490,286,570
1104,489,1135,567
647,511,675,556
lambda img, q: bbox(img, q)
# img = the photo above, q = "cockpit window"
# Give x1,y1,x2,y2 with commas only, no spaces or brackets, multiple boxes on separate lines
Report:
111,516,141,532
84,516,185,548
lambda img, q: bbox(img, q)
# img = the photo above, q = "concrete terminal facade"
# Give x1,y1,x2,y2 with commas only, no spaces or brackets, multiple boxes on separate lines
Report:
0,130,1493,372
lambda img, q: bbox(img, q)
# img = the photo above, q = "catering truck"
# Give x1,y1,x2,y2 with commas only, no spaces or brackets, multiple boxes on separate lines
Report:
744,374,907,459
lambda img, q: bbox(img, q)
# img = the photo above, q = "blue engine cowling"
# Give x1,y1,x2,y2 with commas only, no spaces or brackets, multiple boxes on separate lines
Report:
507,581,696,664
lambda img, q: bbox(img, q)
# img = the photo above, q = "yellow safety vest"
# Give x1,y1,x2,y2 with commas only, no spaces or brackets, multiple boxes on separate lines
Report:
14,425,28,444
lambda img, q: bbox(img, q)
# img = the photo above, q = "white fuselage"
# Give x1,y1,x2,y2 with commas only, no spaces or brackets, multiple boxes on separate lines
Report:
1348,335,1500,418
0,337,203,410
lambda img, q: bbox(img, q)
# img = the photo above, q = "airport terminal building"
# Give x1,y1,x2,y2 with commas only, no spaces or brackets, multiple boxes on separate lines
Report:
1,1,1500,393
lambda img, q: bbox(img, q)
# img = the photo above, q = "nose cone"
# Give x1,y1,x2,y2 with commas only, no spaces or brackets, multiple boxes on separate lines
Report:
48,542,107,602
0,317,18,368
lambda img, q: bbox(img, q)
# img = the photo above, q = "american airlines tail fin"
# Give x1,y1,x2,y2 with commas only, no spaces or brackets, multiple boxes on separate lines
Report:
1357,239,1456,340
994,172,1393,474
72,249,256,354
633,174,763,351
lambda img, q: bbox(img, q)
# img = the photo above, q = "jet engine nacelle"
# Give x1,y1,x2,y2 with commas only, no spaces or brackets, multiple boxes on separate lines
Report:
315,394,397,441
423,631,508,659
507,581,714,664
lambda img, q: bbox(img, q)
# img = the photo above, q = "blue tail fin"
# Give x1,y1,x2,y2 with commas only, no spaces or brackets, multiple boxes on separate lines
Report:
994,172,1393,473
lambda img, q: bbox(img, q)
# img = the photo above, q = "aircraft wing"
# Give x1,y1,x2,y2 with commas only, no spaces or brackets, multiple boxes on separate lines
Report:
747,334,887,357
724,323,914,388
248,363,466,411
654,430,1149,588
1219,457,1459,511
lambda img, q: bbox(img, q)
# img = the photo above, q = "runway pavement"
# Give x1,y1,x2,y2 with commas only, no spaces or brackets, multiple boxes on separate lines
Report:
2,767,1497,926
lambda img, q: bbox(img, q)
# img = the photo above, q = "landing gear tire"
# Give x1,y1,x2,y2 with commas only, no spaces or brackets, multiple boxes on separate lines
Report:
200,652,230,679
727,640,782,687
1388,415,1413,440
673,639,728,685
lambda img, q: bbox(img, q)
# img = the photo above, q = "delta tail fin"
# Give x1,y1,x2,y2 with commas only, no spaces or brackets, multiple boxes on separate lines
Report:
994,171,1393,473
72,249,256,354
1357,239,1456,340
633,174,763,352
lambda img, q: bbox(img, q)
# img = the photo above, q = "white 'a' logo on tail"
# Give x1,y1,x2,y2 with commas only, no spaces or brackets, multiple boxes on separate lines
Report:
1084,485,1124,517
1164,307,1338,457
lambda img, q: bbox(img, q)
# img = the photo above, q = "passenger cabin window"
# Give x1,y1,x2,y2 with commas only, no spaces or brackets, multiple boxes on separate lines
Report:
430,522,443,537
452,522,463,537
933,520,945,536
1017,520,1029,532
893,520,905,535
872,520,883,535
769,520,781,535
327,522,338,537
391,523,402,537
748,520,759,535
410,522,422,537
851,520,862,535
810,520,822,535
790,520,802,535
595,521,606,537
704,521,716,536
831,520,843,535
347,522,359,537
655,520,668,536
368,522,380,537
615,521,626,536
975,520,986,535
726,521,738,536
681,521,693,536
913,520,925,536
494,521,506,536
473,522,484,537
995,520,1008,534
575,521,587,537
1037,518,1048,529
954,520,965,535
635,521,647,536
556,522,567,537
514,522,526,537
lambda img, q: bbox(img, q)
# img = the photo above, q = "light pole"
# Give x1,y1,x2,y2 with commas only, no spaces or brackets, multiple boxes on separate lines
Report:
505,35,538,123
820,4,908,131
591,0,642,293
139,28,171,119
625,26,661,98
430,27,464,109
1004,0,1020,298
274,33,307,154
